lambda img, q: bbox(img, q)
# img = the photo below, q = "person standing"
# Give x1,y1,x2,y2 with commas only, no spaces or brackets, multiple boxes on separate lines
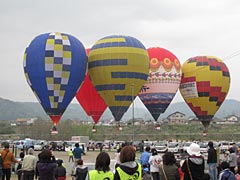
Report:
68,149,74,162
159,152,180,180
55,159,66,180
181,143,205,180
149,148,162,180
36,149,57,180
229,147,238,174
114,146,142,180
1,142,19,180
72,159,88,180
73,143,84,166
89,152,114,180
207,141,217,180
22,148,37,180
140,146,151,173
0,153,3,180
16,152,25,180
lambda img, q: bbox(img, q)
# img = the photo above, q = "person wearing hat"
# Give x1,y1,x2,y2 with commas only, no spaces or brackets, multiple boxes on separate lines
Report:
207,141,217,180
181,143,205,180
22,148,37,180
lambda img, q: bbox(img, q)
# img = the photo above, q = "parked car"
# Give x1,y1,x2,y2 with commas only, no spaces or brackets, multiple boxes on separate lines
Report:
168,142,179,153
182,142,192,153
155,141,168,153
199,142,208,153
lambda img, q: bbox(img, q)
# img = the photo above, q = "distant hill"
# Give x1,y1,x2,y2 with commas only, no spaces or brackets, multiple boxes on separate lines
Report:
0,97,239,121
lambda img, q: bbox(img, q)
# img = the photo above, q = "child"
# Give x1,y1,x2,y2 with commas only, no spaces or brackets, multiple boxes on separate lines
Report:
16,152,25,180
55,159,66,180
72,159,88,180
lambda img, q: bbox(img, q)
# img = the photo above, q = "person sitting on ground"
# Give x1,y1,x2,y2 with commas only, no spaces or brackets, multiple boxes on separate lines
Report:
114,145,142,180
55,159,66,180
72,159,88,180
88,152,114,180
219,161,236,180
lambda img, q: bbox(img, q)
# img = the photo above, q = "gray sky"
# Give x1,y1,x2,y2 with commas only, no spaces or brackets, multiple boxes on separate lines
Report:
1,0,240,104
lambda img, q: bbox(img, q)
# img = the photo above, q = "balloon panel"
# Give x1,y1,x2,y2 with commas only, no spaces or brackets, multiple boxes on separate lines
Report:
76,74,107,124
24,32,87,123
88,35,149,121
139,47,182,121
179,56,230,120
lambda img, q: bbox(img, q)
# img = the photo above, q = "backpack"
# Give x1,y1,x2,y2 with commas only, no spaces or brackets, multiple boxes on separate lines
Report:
75,167,88,180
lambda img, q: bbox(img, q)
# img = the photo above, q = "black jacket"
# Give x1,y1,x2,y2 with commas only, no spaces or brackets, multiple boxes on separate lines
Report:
207,147,217,163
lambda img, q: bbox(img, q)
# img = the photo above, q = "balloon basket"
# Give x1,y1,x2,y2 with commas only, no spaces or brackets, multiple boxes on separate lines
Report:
92,128,97,133
51,130,58,135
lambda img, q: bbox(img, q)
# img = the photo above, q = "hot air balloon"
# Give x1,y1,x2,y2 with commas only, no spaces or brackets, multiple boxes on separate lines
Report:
23,32,87,133
139,47,182,121
88,35,149,121
179,56,230,135
76,49,107,124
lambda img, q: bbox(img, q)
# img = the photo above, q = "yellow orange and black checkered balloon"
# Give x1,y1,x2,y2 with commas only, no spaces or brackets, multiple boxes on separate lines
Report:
179,56,230,128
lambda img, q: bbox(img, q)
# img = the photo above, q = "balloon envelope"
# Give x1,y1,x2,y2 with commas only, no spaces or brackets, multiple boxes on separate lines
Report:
88,35,149,121
76,74,107,124
179,56,230,129
139,47,182,121
23,32,87,126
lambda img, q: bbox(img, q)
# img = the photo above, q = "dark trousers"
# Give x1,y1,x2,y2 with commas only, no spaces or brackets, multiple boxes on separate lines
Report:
23,170,35,180
2,168,11,180
151,172,160,180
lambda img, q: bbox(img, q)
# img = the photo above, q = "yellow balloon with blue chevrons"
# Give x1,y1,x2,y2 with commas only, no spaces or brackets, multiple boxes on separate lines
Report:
88,35,149,121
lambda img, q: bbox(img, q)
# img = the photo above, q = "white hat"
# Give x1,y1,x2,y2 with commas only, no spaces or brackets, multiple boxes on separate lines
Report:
187,143,201,156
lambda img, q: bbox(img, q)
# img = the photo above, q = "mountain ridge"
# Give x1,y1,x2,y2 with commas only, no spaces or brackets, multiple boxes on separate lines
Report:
0,97,239,121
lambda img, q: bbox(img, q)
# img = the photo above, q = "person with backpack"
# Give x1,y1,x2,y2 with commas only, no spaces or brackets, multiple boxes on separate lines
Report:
72,159,88,180
1,142,19,180
0,153,3,180
219,161,236,180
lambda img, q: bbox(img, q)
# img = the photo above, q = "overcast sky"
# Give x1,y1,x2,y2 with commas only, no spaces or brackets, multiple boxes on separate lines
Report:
1,0,240,105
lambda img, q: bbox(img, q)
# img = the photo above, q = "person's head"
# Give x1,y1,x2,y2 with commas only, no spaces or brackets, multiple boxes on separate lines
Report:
39,149,52,163
95,152,110,172
162,152,176,165
57,159,63,166
208,141,213,148
151,148,158,156
28,148,34,155
4,142,9,149
77,159,83,166
19,152,25,159
145,146,150,152
75,143,79,148
119,146,136,163
229,147,234,154
224,151,230,156
187,143,201,156
221,161,230,170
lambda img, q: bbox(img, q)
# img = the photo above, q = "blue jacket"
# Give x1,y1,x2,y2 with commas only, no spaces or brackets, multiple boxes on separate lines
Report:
73,147,84,159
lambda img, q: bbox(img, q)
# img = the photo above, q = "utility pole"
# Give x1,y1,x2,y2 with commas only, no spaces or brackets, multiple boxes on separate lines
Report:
132,83,135,143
